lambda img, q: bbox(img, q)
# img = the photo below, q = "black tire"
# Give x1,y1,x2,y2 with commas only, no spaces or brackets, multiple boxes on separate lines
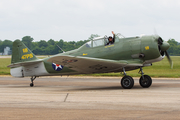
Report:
121,76,134,89
30,83,34,87
139,75,152,88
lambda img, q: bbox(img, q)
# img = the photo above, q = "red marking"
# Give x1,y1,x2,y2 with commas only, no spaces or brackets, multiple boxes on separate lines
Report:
56,64,60,67
68,60,73,63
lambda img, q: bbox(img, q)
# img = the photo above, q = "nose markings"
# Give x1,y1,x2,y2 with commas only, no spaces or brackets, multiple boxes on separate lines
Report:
145,46,150,50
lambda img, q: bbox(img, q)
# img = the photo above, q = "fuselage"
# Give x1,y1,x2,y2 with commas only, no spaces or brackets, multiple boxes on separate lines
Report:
43,35,164,75
10,34,168,77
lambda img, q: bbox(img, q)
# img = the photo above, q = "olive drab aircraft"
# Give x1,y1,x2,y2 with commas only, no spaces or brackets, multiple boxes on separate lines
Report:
7,32,172,89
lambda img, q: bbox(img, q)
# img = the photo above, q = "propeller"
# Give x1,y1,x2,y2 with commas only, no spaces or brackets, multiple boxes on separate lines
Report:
158,37,173,69
165,51,173,69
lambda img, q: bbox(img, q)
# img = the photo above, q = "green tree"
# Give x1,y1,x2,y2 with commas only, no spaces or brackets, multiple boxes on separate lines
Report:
0,40,12,52
167,39,179,55
32,42,38,51
0,40,3,52
46,45,56,55
88,34,100,41
168,39,178,46
38,40,48,48
22,36,34,50
47,39,55,45
57,39,64,47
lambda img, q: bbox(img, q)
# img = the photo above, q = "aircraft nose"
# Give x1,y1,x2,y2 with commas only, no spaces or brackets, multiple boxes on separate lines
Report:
160,41,170,51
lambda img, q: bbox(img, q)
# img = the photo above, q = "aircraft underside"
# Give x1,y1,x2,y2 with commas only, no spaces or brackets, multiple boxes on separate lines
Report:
10,61,153,89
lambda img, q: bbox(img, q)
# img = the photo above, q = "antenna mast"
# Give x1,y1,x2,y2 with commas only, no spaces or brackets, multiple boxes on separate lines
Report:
56,44,65,53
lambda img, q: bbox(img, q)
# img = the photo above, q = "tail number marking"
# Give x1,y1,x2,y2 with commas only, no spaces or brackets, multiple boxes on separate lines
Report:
21,53,33,59
23,48,28,53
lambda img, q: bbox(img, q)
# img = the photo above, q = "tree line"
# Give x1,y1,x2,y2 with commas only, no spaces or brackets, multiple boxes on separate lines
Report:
167,39,180,56
0,35,179,55
0,34,99,55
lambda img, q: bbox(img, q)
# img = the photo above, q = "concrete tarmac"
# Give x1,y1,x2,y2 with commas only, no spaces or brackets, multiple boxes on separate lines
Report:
0,77,180,120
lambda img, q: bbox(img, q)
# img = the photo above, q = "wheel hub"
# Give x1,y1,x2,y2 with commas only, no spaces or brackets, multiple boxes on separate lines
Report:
123,79,130,87
121,76,134,89
139,75,152,88
142,78,148,85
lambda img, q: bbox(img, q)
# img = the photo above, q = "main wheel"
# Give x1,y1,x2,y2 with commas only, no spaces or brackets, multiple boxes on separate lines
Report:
121,76,134,89
139,75,152,88
30,83,34,87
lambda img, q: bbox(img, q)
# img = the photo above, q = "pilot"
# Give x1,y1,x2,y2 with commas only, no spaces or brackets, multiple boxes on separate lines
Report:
106,31,115,45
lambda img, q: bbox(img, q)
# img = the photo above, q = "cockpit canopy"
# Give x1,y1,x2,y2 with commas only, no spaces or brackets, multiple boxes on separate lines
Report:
84,33,124,48
86,36,108,48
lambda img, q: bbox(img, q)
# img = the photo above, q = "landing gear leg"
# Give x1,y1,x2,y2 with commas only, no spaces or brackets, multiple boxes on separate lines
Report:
139,67,152,88
30,76,36,87
122,67,127,76
121,68,134,89
139,67,144,79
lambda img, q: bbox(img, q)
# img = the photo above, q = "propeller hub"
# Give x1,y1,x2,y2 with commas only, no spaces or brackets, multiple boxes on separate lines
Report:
160,42,170,51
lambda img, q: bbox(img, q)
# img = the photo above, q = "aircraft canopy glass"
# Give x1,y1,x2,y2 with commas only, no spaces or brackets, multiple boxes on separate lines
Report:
86,41,91,48
93,39,104,47
85,36,108,48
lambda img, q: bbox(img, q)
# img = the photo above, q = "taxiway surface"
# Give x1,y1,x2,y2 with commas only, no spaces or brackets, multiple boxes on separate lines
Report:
0,77,180,120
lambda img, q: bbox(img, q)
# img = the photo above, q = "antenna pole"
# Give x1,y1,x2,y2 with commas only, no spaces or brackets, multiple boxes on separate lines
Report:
56,44,65,53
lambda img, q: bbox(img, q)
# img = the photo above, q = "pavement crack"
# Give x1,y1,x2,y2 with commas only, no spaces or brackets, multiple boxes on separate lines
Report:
64,93,69,102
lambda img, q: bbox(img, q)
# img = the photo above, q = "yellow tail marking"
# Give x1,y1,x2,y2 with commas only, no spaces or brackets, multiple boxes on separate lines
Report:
23,48,28,53
21,53,33,59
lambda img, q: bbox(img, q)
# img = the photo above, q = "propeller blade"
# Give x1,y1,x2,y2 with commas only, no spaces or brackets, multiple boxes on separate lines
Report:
165,51,173,69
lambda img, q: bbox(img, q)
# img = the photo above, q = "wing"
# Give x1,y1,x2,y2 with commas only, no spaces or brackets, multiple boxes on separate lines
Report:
47,55,144,74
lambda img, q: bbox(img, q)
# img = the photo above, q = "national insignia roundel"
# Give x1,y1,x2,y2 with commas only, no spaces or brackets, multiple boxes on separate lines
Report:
52,63,63,71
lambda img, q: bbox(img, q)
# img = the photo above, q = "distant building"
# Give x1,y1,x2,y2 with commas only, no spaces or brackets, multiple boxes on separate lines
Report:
1,47,12,55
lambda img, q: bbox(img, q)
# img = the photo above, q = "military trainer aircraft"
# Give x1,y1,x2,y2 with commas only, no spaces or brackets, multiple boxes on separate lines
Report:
7,32,172,89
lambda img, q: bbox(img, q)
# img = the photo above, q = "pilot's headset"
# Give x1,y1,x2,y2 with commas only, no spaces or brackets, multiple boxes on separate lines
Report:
108,36,113,41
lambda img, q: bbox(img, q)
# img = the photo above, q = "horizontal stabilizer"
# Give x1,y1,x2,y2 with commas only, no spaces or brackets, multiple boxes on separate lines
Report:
7,59,43,68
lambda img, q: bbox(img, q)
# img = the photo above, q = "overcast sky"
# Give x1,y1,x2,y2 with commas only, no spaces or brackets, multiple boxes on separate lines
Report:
0,0,180,42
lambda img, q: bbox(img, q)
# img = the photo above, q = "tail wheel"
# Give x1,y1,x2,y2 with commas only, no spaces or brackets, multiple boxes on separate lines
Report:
121,76,134,89
139,75,152,88
30,83,34,87
30,76,36,87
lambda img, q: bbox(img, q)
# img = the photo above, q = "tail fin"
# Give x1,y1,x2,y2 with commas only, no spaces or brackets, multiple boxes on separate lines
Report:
11,40,38,63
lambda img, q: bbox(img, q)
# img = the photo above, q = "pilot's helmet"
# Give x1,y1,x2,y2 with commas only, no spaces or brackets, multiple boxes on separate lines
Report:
108,36,113,40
